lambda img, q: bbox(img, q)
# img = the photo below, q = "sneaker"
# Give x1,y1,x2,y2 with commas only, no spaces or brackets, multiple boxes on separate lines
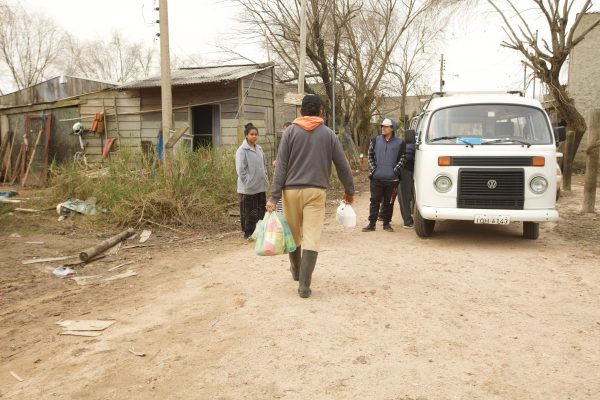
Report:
383,224,394,232
403,223,414,229
362,224,376,232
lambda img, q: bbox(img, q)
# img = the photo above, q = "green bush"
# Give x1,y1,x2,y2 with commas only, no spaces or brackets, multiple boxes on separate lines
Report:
48,147,239,230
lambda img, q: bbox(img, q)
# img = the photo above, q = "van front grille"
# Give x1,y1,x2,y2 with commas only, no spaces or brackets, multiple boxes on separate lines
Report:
457,168,524,210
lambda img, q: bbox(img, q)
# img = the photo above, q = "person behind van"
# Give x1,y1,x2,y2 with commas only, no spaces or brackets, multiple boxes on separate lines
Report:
363,118,404,232
236,123,269,239
266,94,355,298
397,136,416,228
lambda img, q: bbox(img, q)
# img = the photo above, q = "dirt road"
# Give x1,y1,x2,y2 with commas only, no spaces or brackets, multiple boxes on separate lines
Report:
1,181,599,399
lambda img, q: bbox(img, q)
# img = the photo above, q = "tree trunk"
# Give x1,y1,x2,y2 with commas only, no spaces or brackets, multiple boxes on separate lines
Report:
562,131,576,191
338,128,360,169
582,109,600,213
548,81,587,184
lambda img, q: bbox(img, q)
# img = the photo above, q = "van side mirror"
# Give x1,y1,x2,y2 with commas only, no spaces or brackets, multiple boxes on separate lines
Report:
553,126,566,144
404,129,416,144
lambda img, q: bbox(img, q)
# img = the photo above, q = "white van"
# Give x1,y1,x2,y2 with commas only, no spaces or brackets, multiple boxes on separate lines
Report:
408,92,565,239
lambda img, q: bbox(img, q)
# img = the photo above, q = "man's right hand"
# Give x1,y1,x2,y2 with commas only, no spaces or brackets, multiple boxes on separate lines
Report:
343,193,354,204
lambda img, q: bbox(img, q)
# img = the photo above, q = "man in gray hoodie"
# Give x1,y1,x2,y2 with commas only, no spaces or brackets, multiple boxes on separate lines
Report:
266,94,355,298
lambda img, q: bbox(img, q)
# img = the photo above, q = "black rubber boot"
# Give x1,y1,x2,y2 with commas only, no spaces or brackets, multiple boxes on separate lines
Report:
288,246,301,281
298,250,318,298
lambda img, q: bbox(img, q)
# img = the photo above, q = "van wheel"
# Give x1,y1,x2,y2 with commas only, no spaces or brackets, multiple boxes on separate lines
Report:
414,206,435,238
523,221,539,240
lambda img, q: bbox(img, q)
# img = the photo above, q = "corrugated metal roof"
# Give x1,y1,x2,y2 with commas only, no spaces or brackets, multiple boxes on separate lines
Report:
119,63,274,89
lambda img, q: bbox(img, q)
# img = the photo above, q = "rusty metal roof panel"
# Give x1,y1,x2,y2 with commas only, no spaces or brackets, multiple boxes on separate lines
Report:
119,63,274,89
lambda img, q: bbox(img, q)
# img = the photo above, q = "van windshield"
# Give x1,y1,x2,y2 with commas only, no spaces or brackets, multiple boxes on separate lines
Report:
426,104,553,145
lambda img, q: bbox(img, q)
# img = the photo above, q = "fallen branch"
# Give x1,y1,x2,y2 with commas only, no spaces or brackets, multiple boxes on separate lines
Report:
79,228,135,262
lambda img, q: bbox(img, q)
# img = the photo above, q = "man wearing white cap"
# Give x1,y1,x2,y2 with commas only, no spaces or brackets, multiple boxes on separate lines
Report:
363,117,405,232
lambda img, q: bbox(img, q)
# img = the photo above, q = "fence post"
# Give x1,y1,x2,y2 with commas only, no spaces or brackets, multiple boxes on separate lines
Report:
562,130,576,191
582,109,600,213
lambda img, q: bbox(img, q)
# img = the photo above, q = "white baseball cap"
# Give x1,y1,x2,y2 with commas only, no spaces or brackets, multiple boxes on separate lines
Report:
381,118,393,127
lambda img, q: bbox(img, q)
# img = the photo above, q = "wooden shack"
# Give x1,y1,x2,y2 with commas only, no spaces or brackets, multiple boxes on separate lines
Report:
0,63,277,184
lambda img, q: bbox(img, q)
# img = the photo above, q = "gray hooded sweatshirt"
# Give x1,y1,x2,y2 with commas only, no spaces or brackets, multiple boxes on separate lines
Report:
269,117,355,203
236,139,269,195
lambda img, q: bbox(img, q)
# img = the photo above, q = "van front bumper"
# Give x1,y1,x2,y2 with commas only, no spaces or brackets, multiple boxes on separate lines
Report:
420,206,559,222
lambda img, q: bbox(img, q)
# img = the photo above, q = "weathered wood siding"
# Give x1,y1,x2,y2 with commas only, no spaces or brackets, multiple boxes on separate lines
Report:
222,68,276,161
78,90,142,163
138,82,239,152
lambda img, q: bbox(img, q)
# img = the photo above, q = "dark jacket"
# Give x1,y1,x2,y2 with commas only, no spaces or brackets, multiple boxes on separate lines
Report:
367,134,405,181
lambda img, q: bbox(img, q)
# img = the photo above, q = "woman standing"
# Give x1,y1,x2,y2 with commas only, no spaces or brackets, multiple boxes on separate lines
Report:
236,123,269,239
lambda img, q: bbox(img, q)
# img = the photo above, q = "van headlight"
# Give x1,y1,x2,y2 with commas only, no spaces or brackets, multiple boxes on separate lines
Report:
529,176,548,194
434,175,452,193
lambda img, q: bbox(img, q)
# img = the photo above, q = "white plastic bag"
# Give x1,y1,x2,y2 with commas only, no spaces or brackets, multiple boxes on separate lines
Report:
336,202,356,228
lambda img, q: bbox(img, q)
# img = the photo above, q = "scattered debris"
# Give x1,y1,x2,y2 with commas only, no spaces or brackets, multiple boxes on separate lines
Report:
0,198,21,203
25,241,44,245
57,320,115,331
71,270,137,286
56,197,105,216
108,261,134,272
139,230,152,243
0,190,18,197
22,256,78,265
14,208,39,213
71,275,103,286
128,347,146,357
9,233,21,238
59,331,102,337
103,270,137,283
79,228,135,262
10,371,24,382
52,266,77,278
107,242,122,255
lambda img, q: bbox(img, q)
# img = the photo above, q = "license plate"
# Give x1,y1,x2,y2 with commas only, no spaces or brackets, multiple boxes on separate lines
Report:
474,215,510,225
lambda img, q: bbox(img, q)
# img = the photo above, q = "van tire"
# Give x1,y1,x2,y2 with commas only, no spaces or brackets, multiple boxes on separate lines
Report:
414,206,435,237
523,221,539,240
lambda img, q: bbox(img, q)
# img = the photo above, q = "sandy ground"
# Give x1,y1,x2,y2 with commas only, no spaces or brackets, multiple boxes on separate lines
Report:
1,177,599,399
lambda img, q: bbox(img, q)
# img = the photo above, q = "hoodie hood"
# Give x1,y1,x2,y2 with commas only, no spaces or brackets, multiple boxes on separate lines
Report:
292,116,324,132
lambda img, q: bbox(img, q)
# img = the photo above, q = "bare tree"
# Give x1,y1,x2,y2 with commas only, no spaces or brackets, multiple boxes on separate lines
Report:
384,12,449,127
63,32,157,84
0,2,66,91
487,0,600,181
231,0,460,150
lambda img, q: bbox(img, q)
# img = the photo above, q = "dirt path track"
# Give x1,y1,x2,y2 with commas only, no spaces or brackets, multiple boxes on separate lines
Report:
1,188,599,399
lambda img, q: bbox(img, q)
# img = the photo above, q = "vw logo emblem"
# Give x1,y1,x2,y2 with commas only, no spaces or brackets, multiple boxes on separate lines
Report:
487,179,498,189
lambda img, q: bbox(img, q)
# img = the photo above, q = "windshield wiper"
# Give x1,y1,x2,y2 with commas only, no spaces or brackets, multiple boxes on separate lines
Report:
430,136,474,147
482,138,532,148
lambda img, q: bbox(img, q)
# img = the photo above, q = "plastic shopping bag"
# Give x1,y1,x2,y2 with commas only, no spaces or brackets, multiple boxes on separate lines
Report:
253,212,296,256
336,202,356,228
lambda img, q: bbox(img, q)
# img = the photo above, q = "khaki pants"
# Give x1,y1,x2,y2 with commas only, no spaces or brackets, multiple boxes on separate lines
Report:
282,188,326,252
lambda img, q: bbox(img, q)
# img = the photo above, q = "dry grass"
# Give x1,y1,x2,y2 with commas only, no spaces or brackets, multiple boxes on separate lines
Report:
43,147,239,232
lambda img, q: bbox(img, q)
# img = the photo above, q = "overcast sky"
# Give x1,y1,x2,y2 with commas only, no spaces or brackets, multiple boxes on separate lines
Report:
10,0,600,96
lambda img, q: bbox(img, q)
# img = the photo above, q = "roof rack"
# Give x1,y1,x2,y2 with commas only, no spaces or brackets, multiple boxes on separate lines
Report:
507,90,525,97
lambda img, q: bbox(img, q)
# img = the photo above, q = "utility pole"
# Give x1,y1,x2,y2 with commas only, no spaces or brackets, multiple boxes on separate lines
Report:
159,0,173,169
332,66,336,133
439,54,443,91
298,0,307,96
532,30,538,99
524,63,527,93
